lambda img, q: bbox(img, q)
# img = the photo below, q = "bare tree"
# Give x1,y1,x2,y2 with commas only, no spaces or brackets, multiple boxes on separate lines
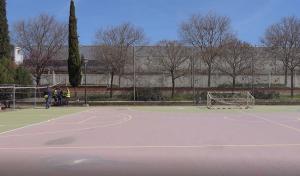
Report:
13,14,67,85
217,38,254,88
262,16,300,97
180,12,233,87
94,23,146,98
154,40,190,98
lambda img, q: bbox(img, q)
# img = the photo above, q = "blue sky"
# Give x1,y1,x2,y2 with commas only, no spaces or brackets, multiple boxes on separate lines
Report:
7,0,300,45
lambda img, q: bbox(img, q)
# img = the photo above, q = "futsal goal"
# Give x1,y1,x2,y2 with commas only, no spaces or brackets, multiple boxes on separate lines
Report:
207,91,255,109
0,83,62,109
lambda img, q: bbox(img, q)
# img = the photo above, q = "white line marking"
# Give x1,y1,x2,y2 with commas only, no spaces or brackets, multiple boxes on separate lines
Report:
1,144,300,150
0,108,93,136
223,116,264,123
0,114,133,138
72,159,88,164
238,110,300,133
76,116,98,124
0,124,31,127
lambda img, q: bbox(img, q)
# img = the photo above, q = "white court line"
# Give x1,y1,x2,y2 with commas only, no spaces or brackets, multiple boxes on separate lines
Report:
76,116,98,124
223,116,263,123
1,144,300,151
238,110,300,134
0,108,94,136
76,113,127,125
224,115,300,123
0,124,31,127
0,114,133,138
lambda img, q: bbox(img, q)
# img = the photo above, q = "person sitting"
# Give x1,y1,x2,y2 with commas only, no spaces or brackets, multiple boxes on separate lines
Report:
58,89,63,106
53,88,58,105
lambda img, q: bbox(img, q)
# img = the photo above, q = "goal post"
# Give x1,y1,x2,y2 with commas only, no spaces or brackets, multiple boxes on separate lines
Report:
0,85,48,109
207,91,255,109
0,82,64,110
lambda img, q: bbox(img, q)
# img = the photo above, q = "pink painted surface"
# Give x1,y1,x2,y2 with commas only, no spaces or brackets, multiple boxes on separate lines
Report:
0,107,300,176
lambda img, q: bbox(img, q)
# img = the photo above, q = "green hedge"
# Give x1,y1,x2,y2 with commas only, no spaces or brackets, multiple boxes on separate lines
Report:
133,88,166,101
253,90,280,99
217,83,286,88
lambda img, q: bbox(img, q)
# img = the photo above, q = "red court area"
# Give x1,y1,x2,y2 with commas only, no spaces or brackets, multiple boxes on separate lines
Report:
1,106,300,176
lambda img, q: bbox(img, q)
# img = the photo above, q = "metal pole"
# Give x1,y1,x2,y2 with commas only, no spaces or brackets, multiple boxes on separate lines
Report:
84,62,87,105
269,72,271,88
192,57,195,104
251,49,255,94
13,84,16,110
34,86,37,108
133,46,136,101
294,71,297,88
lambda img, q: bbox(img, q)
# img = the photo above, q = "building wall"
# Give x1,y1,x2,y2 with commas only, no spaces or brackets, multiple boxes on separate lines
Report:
40,73,299,88
28,45,299,87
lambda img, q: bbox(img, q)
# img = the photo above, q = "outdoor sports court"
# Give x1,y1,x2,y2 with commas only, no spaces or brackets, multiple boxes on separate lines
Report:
0,106,300,176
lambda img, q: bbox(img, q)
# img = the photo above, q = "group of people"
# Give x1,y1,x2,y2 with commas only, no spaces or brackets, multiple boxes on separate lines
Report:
44,86,71,109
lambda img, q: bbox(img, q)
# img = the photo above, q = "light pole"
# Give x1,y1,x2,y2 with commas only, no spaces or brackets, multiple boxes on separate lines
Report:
192,56,195,104
81,55,89,106
251,45,256,94
133,46,136,101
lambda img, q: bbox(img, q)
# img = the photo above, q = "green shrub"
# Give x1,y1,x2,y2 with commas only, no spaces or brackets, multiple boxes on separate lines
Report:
86,93,130,101
14,66,32,85
0,58,15,84
166,94,193,101
217,83,286,88
253,90,279,99
133,88,165,101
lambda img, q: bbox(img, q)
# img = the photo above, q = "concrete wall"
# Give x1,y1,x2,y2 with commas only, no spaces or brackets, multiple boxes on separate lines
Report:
40,73,299,88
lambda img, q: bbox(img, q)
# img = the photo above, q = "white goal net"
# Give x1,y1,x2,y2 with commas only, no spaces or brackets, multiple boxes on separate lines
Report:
207,91,255,109
0,83,63,109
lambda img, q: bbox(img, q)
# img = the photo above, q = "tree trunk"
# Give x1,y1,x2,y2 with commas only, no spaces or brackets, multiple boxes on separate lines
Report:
232,76,236,89
190,60,193,88
285,65,288,86
291,69,294,98
171,75,175,98
110,72,114,98
35,76,41,86
118,75,121,88
74,86,78,100
207,64,212,88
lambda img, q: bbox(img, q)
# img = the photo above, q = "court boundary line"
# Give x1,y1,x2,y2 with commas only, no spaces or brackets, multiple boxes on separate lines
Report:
238,110,300,134
0,114,133,138
223,116,300,123
77,116,98,124
1,143,300,150
0,108,94,136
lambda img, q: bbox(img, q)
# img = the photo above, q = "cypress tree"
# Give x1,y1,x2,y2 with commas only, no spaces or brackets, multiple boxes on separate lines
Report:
68,0,81,87
0,0,10,60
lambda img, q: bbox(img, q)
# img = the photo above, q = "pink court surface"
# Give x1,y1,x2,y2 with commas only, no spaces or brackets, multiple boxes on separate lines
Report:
1,106,300,176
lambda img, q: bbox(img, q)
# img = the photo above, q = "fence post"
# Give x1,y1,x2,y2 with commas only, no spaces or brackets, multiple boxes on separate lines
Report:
246,92,249,108
34,86,37,108
133,46,136,101
13,84,16,110
192,57,195,104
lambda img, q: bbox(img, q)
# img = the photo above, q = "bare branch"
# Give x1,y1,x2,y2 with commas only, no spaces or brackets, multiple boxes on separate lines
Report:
153,40,190,97
93,23,146,97
12,14,67,85
180,12,234,87
217,38,254,88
